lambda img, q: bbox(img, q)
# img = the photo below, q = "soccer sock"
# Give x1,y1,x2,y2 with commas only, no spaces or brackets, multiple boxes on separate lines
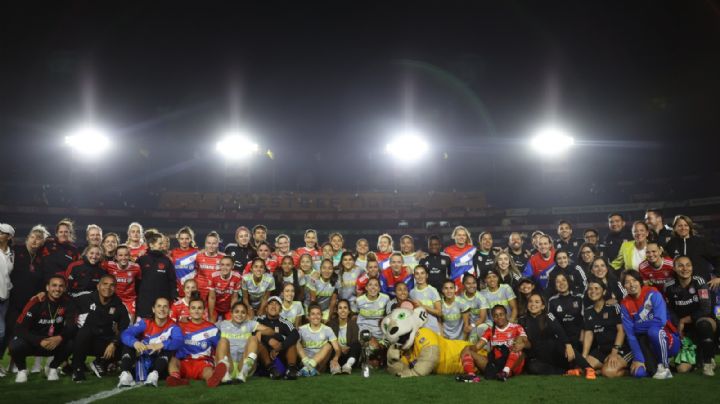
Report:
695,321,715,363
169,371,181,379
302,357,317,369
345,357,356,367
504,351,522,375
462,354,475,375
241,353,257,375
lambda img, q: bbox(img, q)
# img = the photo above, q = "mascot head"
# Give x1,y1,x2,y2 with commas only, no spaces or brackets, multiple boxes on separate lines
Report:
381,307,428,351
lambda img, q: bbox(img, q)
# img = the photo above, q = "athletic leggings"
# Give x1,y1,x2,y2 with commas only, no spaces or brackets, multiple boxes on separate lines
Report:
640,326,680,368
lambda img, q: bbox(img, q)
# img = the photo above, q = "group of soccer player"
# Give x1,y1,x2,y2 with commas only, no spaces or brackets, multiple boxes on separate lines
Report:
0,207,718,388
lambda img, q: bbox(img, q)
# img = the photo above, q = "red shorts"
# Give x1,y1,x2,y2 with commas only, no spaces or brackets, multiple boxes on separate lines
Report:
180,358,214,380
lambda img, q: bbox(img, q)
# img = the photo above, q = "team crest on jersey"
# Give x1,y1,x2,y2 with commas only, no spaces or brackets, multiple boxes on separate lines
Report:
90,303,96,311
689,288,695,294
158,263,166,270
109,307,116,315
556,306,562,312
603,312,608,319
419,337,426,344
572,301,579,308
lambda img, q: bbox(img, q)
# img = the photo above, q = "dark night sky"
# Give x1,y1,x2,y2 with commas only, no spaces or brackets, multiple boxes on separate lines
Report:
2,1,719,197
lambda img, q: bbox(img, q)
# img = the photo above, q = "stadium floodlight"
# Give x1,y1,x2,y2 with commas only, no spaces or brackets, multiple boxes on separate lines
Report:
385,130,429,162
531,127,574,156
216,132,259,160
64,126,111,155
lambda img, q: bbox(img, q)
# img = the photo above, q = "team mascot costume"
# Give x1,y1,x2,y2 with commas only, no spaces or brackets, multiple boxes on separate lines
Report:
382,307,470,377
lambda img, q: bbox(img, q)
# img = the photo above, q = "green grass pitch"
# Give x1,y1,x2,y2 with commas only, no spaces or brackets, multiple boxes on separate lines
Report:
1,366,718,404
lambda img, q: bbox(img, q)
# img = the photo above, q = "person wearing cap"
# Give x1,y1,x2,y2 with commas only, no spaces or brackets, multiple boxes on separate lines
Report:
255,295,300,380
0,222,15,374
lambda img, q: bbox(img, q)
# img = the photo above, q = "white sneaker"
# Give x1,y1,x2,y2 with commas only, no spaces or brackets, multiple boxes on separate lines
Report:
341,363,352,374
15,370,28,383
46,368,60,381
237,368,247,383
31,357,43,374
221,371,232,384
703,363,715,377
0,366,7,378
144,370,159,387
11,363,18,373
118,371,135,387
652,365,672,380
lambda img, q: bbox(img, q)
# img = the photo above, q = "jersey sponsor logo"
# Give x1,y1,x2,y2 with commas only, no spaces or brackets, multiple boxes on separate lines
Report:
699,289,709,299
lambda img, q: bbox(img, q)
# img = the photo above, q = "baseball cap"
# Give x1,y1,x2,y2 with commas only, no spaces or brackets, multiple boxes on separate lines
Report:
267,296,282,305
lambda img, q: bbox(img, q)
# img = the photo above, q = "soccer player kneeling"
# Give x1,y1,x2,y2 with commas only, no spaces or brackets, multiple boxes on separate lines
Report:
166,296,227,387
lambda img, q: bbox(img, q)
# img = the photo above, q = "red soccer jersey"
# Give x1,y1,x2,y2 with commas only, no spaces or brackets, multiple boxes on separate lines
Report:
638,257,674,292
209,271,242,313
129,244,148,262
481,323,526,348
295,247,322,261
273,252,299,268
102,260,141,307
194,252,224,300
373,251,393,269
178,320,218,361
170,298,209,323
243,258,278,275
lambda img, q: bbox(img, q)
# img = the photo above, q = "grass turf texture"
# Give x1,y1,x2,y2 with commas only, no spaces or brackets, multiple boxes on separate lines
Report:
1,369,718,404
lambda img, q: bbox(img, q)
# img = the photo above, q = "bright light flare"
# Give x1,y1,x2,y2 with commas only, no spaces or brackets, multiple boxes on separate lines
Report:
64,127,111,155
385,131,429,161
216,133,259,159
531,127,574,156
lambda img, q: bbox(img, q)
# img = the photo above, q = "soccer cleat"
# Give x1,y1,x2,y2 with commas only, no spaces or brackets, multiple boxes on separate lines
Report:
585,368,597,380
206,363,227,388
299,366,311,377
564,368,582,377
236,369,247,384
89,359,105,378
0,366,7,378
285,367,299,380
118,371,135,387
330,364,341,375
144,370,159,387
455,374,481,383
702,363,715,377
46,368,60,381
15,370,28,383
652,365,673,380
60,363,73,376
166,375,189,387
222,370,233,384
341,363,353,375
496,370,509,382
72,369,86,383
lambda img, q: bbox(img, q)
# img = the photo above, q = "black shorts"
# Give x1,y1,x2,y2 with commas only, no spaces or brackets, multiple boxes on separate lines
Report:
589,344,632,364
